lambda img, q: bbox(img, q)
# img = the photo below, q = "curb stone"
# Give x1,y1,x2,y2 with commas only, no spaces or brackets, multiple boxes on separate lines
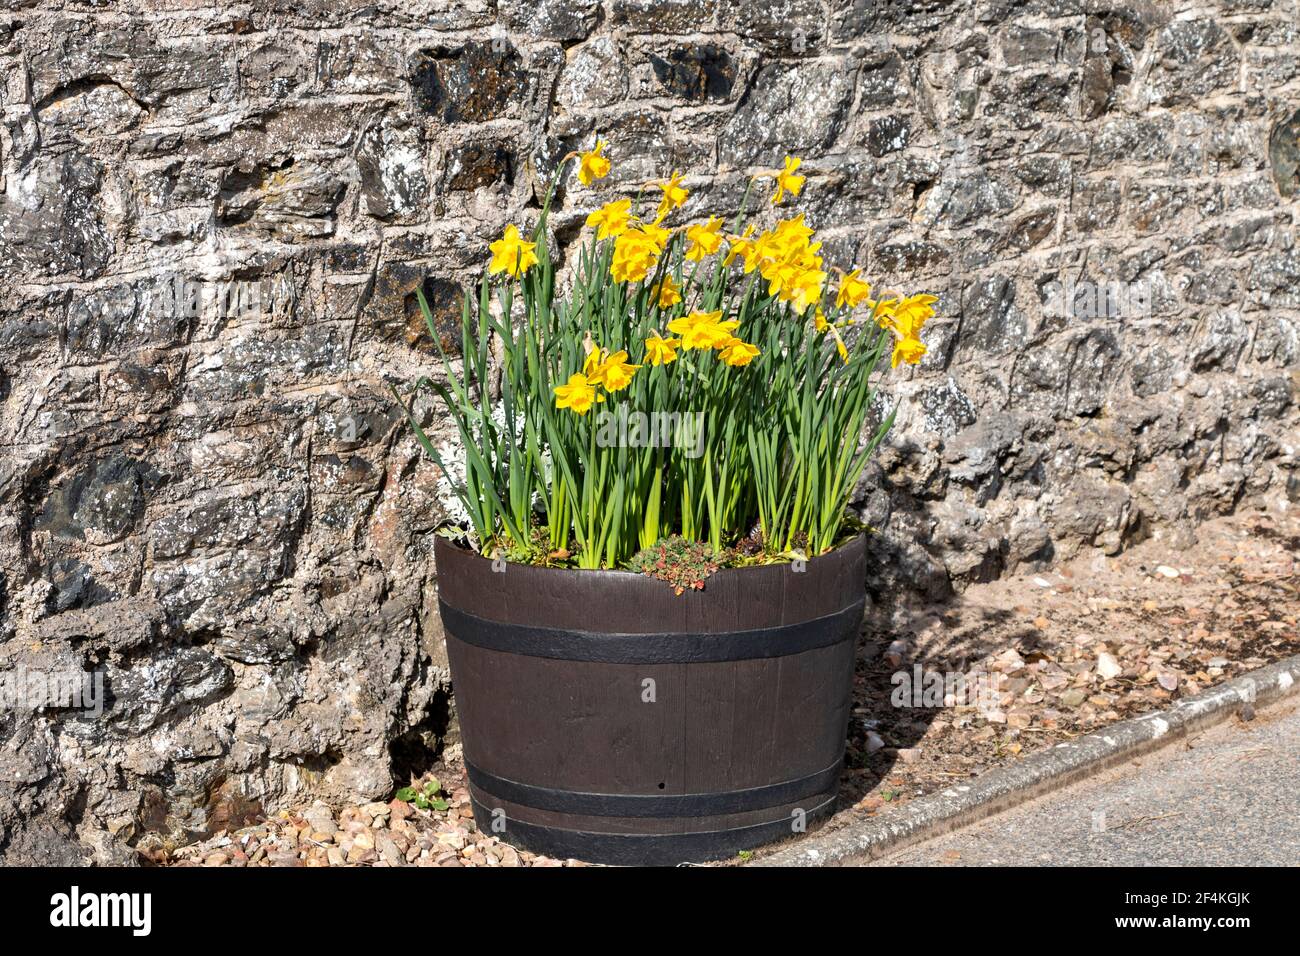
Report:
754,653,1300,867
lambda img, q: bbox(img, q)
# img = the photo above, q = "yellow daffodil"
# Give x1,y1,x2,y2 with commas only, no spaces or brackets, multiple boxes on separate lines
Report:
881,294,937,367
721,211,832,315
762,259,799,298
641,219,672,248
684,216,724,261
891,336,927,368
835,269,872,309
813,307,829,333
666,312,712,349
643,332,681,366
586,198,631,239
724,224,760,271
888,293,939,338
667,310,740,350
488,224,539,278
771,155,806,205
578,140,611,186
611,251,653,284
718,337,760,367
652,274,682,309
785,268,826,314
771,213,814,247
553,372,603,414
654,171,689,221
589,349,640,391
611,225,665,283
704,324,743,349
871,296,900,327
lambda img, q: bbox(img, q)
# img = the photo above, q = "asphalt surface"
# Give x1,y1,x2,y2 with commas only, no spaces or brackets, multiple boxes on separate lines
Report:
868,699,1300,866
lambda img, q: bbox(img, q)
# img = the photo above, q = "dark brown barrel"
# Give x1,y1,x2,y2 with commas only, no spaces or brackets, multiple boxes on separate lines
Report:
434,534,866,866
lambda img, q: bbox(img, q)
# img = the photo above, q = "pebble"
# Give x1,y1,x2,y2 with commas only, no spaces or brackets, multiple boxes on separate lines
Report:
1059,688,1088,708
304,802,338,837
883,640,908,667
1096,651,1123,680
376,834,404,867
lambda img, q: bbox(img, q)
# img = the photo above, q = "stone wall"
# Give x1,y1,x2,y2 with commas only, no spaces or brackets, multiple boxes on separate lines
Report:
1,0,1297,862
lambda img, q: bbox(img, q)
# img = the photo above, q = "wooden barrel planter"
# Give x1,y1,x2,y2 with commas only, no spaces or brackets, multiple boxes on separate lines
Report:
434,534,866,866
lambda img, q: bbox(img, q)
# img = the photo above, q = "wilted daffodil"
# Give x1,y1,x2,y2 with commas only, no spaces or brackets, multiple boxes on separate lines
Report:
586,198,631,239
578,140,611,186
643,332,681,366
684,216,724,261
812,308,852,363
553,372,603,414
652,274,683,309
830,326,850,363
488,225,539,278
771,155,806,205
654,171,689,221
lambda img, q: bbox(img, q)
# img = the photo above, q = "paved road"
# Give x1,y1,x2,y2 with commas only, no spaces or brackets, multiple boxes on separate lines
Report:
868,700,1300,866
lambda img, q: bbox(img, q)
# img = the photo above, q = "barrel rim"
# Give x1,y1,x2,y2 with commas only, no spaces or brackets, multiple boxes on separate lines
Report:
434,531,867,635
434,529,865,585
